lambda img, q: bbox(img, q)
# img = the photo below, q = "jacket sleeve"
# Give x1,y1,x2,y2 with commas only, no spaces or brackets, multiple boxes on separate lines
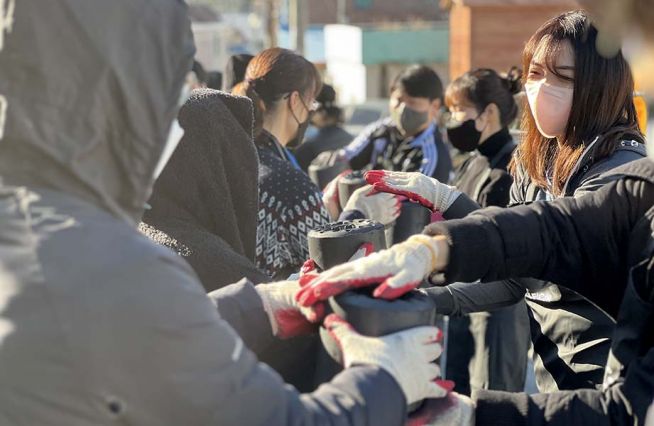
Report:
472,364,648,426
207,279,275,356
424,178,654,293
423,280,526,316
443,167,513,220
442,193,482,220
125,255,406,425
474,323,654,426
473,268,654,426
342,119,387,170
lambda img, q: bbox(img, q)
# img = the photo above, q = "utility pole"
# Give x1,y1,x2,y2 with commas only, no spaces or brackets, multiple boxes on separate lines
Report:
289,0,307,55
337,0,347,24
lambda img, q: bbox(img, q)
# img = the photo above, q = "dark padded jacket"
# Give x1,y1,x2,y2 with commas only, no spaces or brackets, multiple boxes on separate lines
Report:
433,135,646,392
425,158,654,425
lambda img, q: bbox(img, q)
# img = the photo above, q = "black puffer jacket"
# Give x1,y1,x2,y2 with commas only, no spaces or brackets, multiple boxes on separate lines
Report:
426,158,654,425
430,134,646,392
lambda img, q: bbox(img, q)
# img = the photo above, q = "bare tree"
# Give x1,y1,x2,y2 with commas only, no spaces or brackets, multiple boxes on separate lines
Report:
263,0,280,48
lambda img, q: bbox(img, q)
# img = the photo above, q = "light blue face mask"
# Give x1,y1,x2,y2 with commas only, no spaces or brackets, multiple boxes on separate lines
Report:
304,124,319,141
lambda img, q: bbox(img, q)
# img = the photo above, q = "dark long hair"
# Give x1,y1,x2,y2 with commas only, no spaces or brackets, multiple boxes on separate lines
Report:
516,10,644,195
445,67,522,127
232,48,322,137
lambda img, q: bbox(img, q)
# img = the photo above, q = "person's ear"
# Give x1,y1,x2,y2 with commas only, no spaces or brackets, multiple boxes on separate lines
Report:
475,103,494,132
429,98,442,120
288,91,304,119
289,91,300,109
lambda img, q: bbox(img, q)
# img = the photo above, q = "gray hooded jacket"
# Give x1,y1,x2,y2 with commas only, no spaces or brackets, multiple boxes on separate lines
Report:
0,1,404,424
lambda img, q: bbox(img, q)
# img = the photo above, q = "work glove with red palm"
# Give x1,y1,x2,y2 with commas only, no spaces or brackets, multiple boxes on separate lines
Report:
343,184,402,226
297,234,446,304
365,170,461,213
259,241,378,338
323,313,453,407
255,280,326,339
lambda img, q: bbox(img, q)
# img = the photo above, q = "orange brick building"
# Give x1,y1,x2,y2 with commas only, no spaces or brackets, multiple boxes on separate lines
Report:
449,0,579,80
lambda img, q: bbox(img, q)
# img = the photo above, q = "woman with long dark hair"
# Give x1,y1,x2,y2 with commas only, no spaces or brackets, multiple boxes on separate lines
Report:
302,10,647,394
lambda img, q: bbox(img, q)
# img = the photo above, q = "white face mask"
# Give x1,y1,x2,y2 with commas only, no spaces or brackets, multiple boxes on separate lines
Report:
152,82,193,179
525,79,574,139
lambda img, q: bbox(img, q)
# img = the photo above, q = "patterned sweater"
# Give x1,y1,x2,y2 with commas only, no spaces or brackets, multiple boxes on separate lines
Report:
255,131,331,279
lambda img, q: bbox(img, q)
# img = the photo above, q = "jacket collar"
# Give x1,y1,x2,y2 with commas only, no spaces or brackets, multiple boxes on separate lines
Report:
562,136,647,195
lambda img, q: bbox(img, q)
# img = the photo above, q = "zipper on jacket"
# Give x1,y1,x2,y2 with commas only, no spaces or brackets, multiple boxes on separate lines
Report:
561,136,600,196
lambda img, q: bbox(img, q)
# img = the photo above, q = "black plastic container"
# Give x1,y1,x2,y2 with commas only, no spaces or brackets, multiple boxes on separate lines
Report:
337,170,367,210
307,219,386,271
319,288,437,412
385,200,432,246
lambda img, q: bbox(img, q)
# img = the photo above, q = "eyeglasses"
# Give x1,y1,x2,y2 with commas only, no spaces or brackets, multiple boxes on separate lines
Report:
283,92,319,112
307,99,320,112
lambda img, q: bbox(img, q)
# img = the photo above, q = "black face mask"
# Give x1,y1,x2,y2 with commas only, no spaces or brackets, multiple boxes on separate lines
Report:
287,98,314,149
446,118,482,152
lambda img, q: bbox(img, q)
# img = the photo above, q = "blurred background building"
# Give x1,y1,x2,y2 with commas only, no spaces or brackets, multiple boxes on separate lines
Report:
187,0,581,127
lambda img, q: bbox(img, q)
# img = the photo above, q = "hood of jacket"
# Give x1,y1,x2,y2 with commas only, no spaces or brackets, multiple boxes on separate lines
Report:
0,0,195,223
142,89,262,279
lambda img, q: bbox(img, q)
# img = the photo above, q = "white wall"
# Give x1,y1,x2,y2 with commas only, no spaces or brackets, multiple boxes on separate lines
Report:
325,25,367,104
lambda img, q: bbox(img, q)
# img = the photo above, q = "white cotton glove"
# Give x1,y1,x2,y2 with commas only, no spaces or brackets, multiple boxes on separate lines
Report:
297,234,443,304
365,170,461,213
343,184,401,226
255,280,325,339
323,314,453,406
406,393,475,426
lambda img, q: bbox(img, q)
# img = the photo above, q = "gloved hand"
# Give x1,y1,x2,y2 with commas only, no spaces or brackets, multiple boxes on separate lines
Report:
289,241,376,326
343,184,401,226
406,393,475,426
297,234,447,303
321,169,352,220
256,280,325,339
324,314,453,406
365,170,461,213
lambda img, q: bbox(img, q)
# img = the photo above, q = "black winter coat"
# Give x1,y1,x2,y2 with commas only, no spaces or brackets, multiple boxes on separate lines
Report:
426,158,654,425
433,136,646,392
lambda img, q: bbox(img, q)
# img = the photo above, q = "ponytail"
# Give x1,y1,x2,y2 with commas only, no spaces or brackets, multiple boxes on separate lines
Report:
233,79,266,137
